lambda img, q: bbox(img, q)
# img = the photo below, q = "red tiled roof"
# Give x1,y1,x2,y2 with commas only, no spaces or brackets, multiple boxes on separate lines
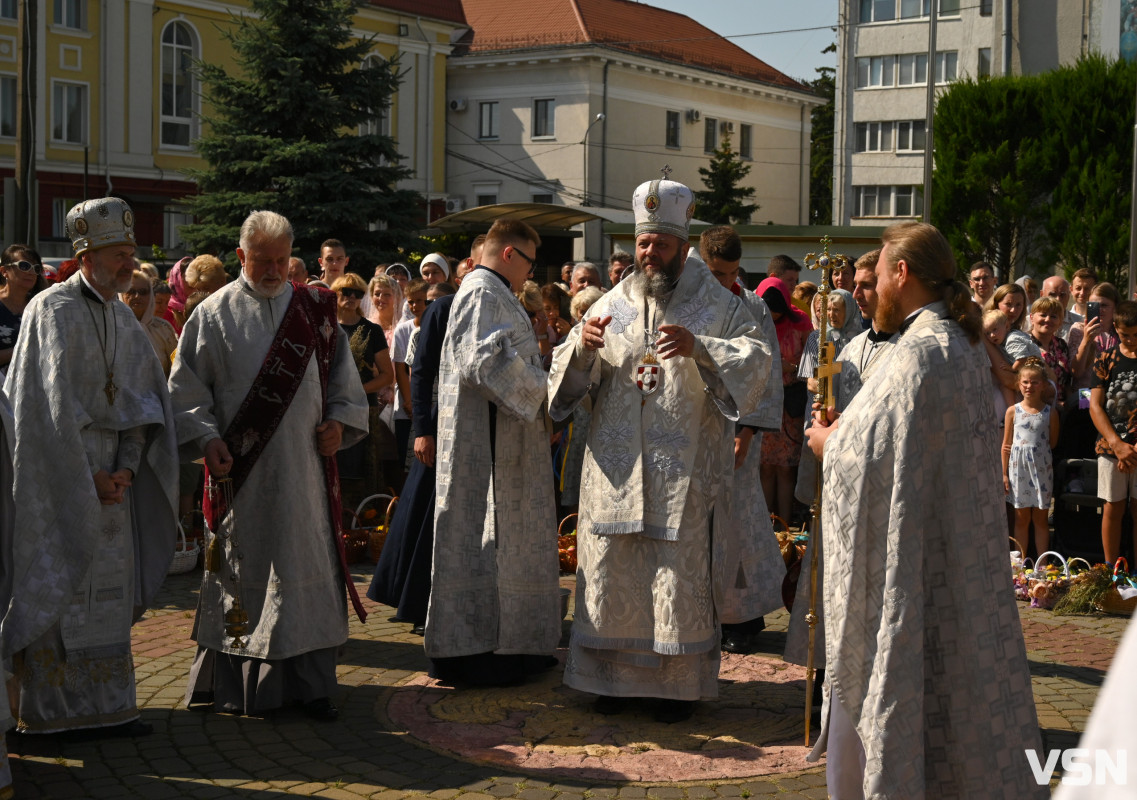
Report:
369,0,467,26
457,0,806,92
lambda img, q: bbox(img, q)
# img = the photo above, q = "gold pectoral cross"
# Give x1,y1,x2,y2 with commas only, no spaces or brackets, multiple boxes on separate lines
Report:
104,374,117,405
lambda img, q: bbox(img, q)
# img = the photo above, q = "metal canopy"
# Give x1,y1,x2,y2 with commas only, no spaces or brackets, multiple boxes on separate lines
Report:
424,202,635,235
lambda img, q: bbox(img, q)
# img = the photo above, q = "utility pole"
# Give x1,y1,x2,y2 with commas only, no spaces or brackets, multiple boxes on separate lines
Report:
922,1,937,223
15,0,37,247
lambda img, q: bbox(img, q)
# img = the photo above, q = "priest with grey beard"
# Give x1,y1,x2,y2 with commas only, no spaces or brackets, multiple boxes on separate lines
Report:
548,174,772,723
169,210,368,721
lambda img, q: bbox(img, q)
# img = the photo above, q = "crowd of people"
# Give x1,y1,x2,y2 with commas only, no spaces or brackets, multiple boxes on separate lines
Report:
0,176,1129,797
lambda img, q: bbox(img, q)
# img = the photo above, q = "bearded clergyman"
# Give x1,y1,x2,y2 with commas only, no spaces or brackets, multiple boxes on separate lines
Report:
1,197,178,737
804,222,1044,798
547,174,772,723
170,210,368,722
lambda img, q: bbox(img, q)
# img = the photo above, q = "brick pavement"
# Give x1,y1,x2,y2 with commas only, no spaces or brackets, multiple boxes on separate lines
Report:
5,565,1129,798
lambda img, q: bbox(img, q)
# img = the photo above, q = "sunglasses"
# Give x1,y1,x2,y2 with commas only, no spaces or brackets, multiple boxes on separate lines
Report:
511,247,538,277
5,260,42,275
339,288,364,299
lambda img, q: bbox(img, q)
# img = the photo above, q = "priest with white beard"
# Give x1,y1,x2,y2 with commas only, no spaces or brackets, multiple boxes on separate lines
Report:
171,210,369,722
548,175,772,723
805,221,1044,799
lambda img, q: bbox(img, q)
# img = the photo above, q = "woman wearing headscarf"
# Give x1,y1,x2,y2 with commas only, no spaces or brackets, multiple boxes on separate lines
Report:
165,255,192,333
121,270,178,378
756,276,815,523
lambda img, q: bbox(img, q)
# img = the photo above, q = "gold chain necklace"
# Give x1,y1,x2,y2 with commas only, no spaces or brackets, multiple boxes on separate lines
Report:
83,294,118,405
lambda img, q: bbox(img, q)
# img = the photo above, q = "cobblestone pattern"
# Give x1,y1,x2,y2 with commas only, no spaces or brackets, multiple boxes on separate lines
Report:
5,567,1128,798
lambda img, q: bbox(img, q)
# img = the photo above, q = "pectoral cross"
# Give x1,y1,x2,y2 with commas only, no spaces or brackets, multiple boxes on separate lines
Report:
104,374,117,405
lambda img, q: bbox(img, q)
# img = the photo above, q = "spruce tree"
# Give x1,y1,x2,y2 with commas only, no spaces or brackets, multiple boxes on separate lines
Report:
180,0,421,268
694,132,759,225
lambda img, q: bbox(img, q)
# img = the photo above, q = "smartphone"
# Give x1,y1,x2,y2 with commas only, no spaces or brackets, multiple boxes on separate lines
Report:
1087,301,1101,324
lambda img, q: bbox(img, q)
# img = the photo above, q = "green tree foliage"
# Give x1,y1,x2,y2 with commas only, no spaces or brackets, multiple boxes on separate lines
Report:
694,132,759,225
1046,55,1137,283
933,55,1137,284
808,47,836,225
179,0,422,269
932,74,1055,280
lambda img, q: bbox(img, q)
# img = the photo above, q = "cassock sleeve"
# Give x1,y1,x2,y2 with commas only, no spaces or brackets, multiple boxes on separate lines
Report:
411,298,449,438
453,285,547,422
739,295,783,431
325,326,370,449
547,323,601,423
691,298,772,423
167,309,222,461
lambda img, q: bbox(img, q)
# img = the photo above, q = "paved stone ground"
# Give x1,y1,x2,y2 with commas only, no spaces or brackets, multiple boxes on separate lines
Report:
5,564,1127,798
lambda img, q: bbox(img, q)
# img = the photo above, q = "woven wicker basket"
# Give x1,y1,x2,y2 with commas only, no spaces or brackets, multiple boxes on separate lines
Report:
558,513,578,574
1096,557,1137,616
354,493,397,563
168,523,200,575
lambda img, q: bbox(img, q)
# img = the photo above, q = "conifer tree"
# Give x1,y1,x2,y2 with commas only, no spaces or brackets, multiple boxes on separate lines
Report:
180,0,422,268
694,132,759,225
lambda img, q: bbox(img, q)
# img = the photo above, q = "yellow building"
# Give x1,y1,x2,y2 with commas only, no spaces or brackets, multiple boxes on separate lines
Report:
2,0,463,259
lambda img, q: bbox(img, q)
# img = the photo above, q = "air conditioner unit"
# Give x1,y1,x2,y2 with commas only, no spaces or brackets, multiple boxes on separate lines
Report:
721,121,735,134
685,109,701,123
445,197,466,213
449,98,467,112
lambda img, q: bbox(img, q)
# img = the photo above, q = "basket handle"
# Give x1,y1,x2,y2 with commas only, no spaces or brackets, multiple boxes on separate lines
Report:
770,514,789,533
341,508,362,531
385,496,399,528
1008,536,1025,554
176,520,187,548
354,493,394,522
1067,557,1092,575
1034,550,1069,578
558,513,578,538
1114,557,1130,580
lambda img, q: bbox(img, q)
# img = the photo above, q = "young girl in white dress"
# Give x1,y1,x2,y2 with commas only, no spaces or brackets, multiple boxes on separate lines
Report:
1002,358,1060,555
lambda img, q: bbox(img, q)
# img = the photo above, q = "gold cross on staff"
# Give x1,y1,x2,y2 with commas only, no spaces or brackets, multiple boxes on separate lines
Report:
816,341,842,410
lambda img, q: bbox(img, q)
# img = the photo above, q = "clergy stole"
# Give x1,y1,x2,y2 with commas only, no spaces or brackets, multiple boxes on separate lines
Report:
201,286,367,622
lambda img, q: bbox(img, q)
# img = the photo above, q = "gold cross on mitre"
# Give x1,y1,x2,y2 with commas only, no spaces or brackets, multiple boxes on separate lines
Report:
660,164,673,180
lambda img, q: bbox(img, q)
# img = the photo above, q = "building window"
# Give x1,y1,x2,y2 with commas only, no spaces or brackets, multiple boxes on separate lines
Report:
854,185,923,218
935,51,958,83
704,117,718,153
0,74,13,137
52,197,82,238
739,124,752,159
855,55,895,89
361,56,391,138
473,183,499,206
862,0,957,21
532,99,554,138
51,81,86,144
854,121,893,152
0,1,15,21
163,209,193,252
980,0,993,15
897,53,928,86
478,101,499,139
938,0,960,15
160,21,197,148
978,48,992,77
665,110,680,148
896,120,926,151
531,192,554,204
860,0,895,23
54,0,84,29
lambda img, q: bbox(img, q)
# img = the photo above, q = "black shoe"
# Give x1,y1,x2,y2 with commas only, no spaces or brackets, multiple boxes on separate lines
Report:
721,633,754,654
303,698,339,722
594,695,628,716
654,699,695,724
411,624,425,636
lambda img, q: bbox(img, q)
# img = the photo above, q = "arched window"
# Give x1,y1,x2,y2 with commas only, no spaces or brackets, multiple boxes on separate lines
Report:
161,21,197,148
360,55,390,138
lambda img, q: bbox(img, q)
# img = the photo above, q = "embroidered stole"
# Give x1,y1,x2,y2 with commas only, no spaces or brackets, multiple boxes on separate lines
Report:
202,286,367,622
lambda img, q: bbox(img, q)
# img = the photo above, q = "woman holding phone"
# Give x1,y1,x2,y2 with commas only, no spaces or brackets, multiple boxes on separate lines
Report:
1069,282,1119,390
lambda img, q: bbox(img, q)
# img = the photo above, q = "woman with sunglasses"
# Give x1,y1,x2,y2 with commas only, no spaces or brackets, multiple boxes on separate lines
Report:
0,244,45,371
331,273,395,506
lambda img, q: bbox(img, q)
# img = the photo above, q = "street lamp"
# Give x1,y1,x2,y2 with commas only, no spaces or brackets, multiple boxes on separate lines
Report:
582,112,605,207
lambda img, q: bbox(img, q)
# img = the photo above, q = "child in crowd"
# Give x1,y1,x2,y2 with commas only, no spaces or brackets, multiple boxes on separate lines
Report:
391,279,429,473
1089,299,1137,565
984,309,1019,413
1003,358,1059,556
